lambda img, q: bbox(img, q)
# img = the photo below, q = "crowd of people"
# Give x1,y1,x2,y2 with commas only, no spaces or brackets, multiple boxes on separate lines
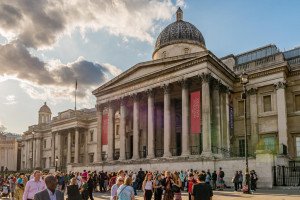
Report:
0,167,258,200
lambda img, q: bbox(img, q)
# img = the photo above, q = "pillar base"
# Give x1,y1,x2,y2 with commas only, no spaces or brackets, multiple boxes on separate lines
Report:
201,151,213,158
118,157,126,161
181,152,190,157
163,153,172,158
147,155,155,159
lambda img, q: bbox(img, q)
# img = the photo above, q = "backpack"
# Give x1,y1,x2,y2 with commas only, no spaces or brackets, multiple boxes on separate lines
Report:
220,171,225,178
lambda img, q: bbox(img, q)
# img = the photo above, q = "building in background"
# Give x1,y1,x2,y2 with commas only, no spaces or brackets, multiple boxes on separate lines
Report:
0,132,21,171
21,8,300,187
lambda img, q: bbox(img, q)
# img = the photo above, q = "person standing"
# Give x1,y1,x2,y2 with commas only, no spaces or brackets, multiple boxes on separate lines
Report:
9,176,16,199
111,177,124,200
205,170,211,185
142,173,154,200
179,171,186,191
153,174,163,200
132,172,138,196
217,167,225,190
117,177,135,200
87,175,94,200
15,173,27,200
238,171,243,190
23,170,46,200
33,175,64,200
191,172,213,200
67,177,82,200
161,171,173,200
232,171,239,191
172,172,182,200
211,171,217,190
187,173,195,200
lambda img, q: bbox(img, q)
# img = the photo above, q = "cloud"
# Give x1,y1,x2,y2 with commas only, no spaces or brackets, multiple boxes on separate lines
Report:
0,0,182,49
4,95,17,105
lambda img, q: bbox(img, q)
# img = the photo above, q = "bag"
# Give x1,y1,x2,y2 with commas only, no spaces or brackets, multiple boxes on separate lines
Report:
171,185,180,193
231,177,235,183
117,185,127,200
220,171,225,178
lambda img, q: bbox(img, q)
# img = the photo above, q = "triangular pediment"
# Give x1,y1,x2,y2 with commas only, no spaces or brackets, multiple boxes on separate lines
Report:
93,54,203,94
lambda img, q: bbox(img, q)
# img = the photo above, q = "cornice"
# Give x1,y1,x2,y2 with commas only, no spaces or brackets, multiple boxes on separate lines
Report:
248,66,288,79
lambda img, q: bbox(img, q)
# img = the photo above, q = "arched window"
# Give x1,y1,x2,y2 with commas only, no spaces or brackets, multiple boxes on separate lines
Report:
162,51,167,58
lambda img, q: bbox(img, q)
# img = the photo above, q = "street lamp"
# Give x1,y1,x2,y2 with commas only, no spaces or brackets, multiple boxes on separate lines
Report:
32,131,35,170
240,72,250,193
55,156,58,172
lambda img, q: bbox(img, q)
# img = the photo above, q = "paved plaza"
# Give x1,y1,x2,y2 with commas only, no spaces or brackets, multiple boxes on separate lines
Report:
93,189,300,200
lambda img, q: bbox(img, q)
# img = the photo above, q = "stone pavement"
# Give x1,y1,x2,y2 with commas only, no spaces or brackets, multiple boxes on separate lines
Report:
93,189,300,200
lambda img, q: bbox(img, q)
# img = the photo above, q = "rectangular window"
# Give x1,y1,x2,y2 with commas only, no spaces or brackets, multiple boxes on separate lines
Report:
90,130,94,142
263,136,276,151
72,135,75,146
49,157,51,167
71,157,74,163
295,94,300,111
238,100,244,116
239,139,245,157
43,140,47,149
89,153,94,163
263,95,272,112
296,137,300,157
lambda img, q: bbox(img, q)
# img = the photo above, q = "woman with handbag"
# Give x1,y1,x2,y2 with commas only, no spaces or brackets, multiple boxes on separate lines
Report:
117,176,134,200
142,173,154,200
172,172,182,200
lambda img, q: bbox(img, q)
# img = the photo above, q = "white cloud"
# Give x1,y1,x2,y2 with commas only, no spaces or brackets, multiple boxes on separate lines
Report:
4,95,17,105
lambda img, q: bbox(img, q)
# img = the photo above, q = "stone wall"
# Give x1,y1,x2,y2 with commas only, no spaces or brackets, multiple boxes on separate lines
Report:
68,152,278,189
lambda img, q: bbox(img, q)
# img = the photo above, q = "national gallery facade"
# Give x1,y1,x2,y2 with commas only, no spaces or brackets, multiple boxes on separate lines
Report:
21,8,300,187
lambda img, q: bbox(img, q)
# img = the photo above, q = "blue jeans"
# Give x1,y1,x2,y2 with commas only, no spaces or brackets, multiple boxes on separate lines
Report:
133,181,137,195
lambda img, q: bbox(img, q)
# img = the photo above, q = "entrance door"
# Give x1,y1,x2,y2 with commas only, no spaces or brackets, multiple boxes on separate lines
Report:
130,135,133,159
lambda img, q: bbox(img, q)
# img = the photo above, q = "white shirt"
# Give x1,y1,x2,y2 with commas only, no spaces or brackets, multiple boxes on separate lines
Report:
145,181,153,190
47,189,57,200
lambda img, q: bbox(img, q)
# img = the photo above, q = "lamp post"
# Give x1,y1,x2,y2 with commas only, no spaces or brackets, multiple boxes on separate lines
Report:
240,72,250,193
55,156,58,172
31,131,35,170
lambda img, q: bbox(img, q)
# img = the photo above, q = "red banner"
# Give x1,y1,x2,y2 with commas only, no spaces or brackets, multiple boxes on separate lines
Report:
101,114,108,145
190,91,201,134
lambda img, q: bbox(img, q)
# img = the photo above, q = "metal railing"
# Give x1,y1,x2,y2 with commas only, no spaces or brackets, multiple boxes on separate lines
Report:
113,152,120,160
170,148,181,156
125,152,132,160
273,165,300,186
139,150,147,159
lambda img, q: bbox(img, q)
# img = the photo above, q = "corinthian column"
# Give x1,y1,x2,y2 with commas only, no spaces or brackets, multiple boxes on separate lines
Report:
107,102,115,161
163,84,171,158
119,98,126,161
35,138,41,168
274,82,288,150
147,89,155,159
181,79,190,156
67,131,71,164
132,94,140,160
51,132,55,166
74,129,79,163
95,105,103,162
201,73,212,157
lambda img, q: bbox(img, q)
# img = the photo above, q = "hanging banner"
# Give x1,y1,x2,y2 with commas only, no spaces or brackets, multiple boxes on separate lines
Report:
101,114,108,145
190,91,201,134
229,93,234,136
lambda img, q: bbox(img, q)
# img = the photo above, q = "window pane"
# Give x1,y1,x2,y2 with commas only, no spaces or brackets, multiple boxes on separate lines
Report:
296,137,300,157
239,139,245,157
263,95,272,112
264,137,275,151
295,95,300,111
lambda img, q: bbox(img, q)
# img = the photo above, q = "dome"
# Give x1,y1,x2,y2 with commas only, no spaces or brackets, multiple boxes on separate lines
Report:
153,8,205,55
39,102,51,113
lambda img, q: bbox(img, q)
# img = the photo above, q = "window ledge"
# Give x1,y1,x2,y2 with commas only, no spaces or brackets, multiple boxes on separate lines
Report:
288,111,300,117
258,111,277,118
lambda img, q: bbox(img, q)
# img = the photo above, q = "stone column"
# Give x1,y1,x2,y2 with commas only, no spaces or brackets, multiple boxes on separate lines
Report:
248,88,258,150
24,141,28,169
132,94,140,160
67,131,71,164
35,138,41,168
163,84,172,157
212,80,221,152
74,128,79,163
201,73,212,157
56,132,61,167
32,138,36,168
119,98,127,161
225,92,231,150
274,82,288,149
107,102,115,161
84,130,89,164
181,79,190,156
95,105,103,162
147,89,155,159
51,132,55,166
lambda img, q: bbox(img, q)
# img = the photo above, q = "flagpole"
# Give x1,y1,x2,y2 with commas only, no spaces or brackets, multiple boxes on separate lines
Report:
75,79,77,114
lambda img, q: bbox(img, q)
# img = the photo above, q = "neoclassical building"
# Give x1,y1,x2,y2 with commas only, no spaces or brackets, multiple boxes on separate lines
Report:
0,132,20,171
21,9,300,186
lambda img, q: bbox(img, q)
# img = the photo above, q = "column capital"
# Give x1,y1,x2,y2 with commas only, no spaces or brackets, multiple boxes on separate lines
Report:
247,88,258,95
199,73,212,83
130,93,140,101
212,78,221,90
96,104,104,112
178,78,190,89
147,88,155,97
162,83,171,94
274,81,286,90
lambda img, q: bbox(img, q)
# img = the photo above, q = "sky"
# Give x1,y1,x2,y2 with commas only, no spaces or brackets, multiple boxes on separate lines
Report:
0,0,300,134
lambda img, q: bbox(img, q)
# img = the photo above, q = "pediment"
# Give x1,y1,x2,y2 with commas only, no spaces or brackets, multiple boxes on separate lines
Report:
94,56,199,93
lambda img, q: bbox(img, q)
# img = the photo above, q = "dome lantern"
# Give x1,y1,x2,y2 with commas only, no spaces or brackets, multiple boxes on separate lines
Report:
176,7,183,21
